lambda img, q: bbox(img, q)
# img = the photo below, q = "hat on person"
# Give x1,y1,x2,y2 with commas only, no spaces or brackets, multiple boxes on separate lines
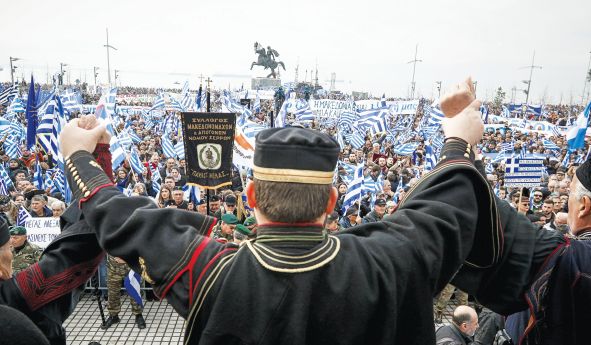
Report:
221,213,239,225
224,195,236,206
0,195,11,206
253,128,340,185
345,206,358,217
0,219,9,247
234,224,252,236
243,216,257,227
9,226,26,236
326,211,339,222
374,199,387,206
576,158,591,192
207,195,220,203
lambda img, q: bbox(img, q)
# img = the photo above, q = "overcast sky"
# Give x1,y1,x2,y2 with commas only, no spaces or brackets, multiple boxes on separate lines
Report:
1,0,590,104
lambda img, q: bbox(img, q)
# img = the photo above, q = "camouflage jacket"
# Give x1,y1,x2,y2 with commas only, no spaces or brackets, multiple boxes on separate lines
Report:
210,223,233,243
12,241,43,274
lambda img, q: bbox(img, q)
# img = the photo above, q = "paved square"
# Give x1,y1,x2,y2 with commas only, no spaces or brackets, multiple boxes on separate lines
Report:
65,294,185,345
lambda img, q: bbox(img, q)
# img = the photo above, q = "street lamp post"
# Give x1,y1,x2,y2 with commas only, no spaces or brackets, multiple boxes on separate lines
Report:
9,57,20,85
93,66,99,92
104,28,118,86
582,49,591,105
435,81,442,98
114,70,119,86
60,63,68,86
407,44,422,99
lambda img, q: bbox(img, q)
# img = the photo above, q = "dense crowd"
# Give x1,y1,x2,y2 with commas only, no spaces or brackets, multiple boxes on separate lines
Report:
0,81,590,344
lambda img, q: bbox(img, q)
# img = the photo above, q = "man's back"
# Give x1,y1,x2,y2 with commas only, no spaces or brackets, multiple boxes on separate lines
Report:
187,223,434,345
435,324,469,345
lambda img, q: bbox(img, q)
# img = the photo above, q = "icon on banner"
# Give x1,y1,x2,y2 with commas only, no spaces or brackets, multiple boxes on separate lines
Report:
197,143,222,170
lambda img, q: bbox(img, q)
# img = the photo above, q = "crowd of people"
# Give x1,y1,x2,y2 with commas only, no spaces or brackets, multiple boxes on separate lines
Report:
0,80,590,344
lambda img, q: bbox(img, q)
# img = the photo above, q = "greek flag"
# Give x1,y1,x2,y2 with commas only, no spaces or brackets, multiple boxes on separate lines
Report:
7,97,25,113
162,136,176,158
0,117,10,136
349,131,366,149
341,163,364,213
240,120,267,139
335,132,345,150
129,147,145,175
561,151,572,168
60,89,82,113
4,135,22,159
0,179,8,196
363,175,383,194
0,84,18,106
186,185,201,204
33,162,44,190
485,162,494,174
150,92,165,111
195,87,206,111
253,91,261,113
17,206,32,226
0,165,14,190
338,111,357,130
424,144,437,171
123,271,143,308
542,139,559,151
566,101,591,150
394,142,419,156
181,82,195,111
167,94,185,112
426,105,445,126
294,99,315,122
174,141,185,159
150,166,161,193
501,142,514,153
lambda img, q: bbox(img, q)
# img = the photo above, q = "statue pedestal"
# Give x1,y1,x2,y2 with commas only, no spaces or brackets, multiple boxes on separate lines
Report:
251,77,281,90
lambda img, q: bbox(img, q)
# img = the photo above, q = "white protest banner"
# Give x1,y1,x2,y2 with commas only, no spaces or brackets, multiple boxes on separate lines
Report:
309,99,356,119
25,217,60,249
388,100,419,115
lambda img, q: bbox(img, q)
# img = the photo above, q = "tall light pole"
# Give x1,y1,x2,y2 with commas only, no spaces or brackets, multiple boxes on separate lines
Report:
407,44,422,99
435,81,442,98
104,28,117,86
9,57,20,84
93,66,99,91
60,62,68,86
520,50,542,107
114,69,119,86
582,49,591,105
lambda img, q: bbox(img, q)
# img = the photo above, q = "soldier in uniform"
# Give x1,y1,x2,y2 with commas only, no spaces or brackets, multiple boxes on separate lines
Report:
102,255,146,330
9,226,43,274
209,213,238,243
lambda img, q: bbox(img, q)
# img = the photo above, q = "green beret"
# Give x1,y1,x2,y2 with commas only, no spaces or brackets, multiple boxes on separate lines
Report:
9,226,27,236
221,213,238,225
234,224,252,236
244,216,257,227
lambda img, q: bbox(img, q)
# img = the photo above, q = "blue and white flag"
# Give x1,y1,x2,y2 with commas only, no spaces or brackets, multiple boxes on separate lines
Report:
566,101,591,150
161,136,176,158
129,147,145,175
338,111,357,130
0,165,14,190
501,142,514,153
424,144,437,171
425,105,445,126
150,92,165,111
394,142,419,156
174,141,185,159
253,91,261,113
0,84,18,106
341,163,364,213
542,139,560,151
123,270,143,308
17,206,32,226
33,162,44,190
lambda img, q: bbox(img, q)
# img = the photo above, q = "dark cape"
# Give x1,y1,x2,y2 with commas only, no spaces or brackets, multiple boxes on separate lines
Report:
68,142,506,344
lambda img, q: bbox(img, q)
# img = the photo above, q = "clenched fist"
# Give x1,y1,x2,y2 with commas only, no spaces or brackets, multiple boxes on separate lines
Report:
440,77,475,118
441,99,484,145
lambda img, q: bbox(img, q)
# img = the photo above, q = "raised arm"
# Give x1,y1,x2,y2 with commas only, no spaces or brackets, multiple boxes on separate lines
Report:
59,119,227,318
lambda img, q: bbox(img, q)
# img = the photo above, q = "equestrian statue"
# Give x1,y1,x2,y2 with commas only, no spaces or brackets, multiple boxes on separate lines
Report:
250,42,286,79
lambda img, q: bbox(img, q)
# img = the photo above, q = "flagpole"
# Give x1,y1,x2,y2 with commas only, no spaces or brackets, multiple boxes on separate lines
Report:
205,77,212,216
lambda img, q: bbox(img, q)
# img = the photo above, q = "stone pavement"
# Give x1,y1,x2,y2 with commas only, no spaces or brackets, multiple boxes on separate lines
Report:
64,292,460,344
65,293,185,345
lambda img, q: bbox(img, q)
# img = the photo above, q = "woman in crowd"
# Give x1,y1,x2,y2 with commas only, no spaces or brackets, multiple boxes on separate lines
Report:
157,186,173,208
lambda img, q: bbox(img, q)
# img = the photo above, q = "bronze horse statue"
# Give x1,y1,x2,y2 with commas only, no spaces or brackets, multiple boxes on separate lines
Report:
250,42,286,79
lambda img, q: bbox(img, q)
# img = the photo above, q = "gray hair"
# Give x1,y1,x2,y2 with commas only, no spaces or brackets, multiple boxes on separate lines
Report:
574,181,591,202
52,201,66,211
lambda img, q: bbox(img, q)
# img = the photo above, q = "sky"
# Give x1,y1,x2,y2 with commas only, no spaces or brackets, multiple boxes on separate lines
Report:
1,0,590,104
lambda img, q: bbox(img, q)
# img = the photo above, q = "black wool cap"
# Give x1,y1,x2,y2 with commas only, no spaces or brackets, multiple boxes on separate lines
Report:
253,128,340,184
576,158,591,192
0,219,9,247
